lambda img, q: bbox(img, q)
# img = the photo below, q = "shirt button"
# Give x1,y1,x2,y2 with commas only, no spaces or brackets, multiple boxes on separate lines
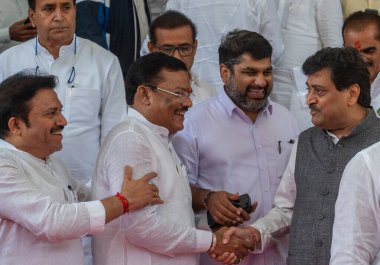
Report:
315,240,323,247
264,188,269,192
317,214,324,220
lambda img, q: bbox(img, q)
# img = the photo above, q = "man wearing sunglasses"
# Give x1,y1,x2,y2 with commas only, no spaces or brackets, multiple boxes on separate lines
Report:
147,10,217,105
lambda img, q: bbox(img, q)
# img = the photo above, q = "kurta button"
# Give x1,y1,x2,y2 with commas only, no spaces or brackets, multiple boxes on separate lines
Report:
315,240,323,247
317,214,324,220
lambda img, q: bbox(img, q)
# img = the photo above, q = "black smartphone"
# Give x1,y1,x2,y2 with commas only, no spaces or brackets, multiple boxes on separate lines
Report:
207,193,253,230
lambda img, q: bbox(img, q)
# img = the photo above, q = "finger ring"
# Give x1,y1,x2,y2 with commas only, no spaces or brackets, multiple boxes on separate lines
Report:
234,257,241,264
153,191,158,197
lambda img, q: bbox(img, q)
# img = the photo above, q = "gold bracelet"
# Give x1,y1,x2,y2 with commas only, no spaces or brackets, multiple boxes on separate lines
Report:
208,232,217,253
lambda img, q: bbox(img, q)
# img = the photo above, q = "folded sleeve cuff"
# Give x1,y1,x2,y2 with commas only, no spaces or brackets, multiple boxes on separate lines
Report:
85,200,106,235
196,230,213,253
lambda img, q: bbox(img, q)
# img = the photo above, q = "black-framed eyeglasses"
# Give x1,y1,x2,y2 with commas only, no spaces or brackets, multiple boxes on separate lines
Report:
155,44,195,57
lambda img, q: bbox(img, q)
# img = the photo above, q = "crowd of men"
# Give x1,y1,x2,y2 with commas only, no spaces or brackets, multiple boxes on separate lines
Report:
1,1,380,265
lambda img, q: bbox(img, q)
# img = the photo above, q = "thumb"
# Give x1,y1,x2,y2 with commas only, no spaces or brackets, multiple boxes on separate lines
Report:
140,171,158,182
227,192,239,201
222,227,236,244
252,201,258,212
123,165,132,182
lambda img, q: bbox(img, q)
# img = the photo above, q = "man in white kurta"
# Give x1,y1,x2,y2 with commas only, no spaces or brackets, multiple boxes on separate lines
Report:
0,72,161,265
330,141,380,265
0,0,127,184
92,52,253,265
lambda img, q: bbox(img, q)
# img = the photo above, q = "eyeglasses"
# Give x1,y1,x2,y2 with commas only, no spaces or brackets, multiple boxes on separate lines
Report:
155,44,194,57
143,84,193,102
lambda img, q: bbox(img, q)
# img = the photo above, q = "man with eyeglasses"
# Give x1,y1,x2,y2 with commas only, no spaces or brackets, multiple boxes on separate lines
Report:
147,10,217,105
173,30,299,265
91,52,254,265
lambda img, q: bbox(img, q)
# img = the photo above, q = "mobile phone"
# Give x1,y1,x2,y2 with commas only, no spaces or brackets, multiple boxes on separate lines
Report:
207,193,253,230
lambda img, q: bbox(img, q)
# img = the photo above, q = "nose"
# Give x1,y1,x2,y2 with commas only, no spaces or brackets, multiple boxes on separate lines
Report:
53,7,64,21
57,111,68,127
173,48,182,60
306,89,317,105
181,95,193,108
255,73,267,87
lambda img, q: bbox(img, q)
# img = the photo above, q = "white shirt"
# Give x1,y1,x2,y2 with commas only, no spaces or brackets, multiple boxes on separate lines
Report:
0,140,105,265
191,73,217,105
0,36,127,184
91,108,211,265
165,0,284,91
271,0,343,131
0,0,28,53
330,141,380,265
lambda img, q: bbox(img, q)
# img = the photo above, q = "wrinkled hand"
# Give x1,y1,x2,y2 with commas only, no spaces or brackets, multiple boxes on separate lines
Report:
212,226,260,264
120,166,163,211
209,227,255,263
207,191,255,227
222,226,261,250
9,19,36,42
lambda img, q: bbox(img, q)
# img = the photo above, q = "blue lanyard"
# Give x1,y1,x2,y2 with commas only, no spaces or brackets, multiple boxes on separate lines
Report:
35,36,77,86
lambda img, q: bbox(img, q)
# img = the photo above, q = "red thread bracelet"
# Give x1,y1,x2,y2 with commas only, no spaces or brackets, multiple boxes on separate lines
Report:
116,192,129,213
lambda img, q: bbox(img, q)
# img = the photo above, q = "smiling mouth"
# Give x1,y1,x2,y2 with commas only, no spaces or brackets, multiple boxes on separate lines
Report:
247,87,265,98
51,127,64,135
175,109,187,118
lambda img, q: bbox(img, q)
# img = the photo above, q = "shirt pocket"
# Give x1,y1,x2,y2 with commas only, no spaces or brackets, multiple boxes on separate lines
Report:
67,88,101,125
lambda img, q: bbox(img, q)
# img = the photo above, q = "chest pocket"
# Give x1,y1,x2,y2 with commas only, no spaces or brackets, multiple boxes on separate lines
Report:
66,87,101,125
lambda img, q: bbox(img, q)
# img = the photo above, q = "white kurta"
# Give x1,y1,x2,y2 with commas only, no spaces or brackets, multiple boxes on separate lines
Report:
0,36,127,184
0,140,105,265
91,108,211,265
271,0,343,131
165,0,284,91
330,141,380,265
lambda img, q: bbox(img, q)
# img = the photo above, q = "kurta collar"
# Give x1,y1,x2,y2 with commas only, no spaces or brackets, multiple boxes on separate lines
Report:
35,34,76,57
128,108,171,143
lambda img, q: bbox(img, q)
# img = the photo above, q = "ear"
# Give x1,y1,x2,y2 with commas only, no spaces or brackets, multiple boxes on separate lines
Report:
135,85,152,106
347,83,361,106
28,8,36,28
220,64,231,84
8,117,23,136
147,41,156,53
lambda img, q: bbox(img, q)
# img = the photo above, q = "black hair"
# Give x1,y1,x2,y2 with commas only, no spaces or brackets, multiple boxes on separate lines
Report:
149,10,197,44
302,47,371,108
125,52,189,105
0,72,58,139
342,10,380,42
218,29,272,71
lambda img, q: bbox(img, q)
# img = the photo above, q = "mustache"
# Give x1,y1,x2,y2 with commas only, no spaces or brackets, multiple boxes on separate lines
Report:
50,126,65,133
309,104,320,112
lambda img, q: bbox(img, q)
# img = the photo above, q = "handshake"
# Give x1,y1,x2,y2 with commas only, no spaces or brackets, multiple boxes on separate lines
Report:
207,226,261,264
202,191,261,264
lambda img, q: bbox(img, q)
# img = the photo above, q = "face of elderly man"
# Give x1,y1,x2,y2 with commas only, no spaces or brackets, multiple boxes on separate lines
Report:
29,0,76,50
